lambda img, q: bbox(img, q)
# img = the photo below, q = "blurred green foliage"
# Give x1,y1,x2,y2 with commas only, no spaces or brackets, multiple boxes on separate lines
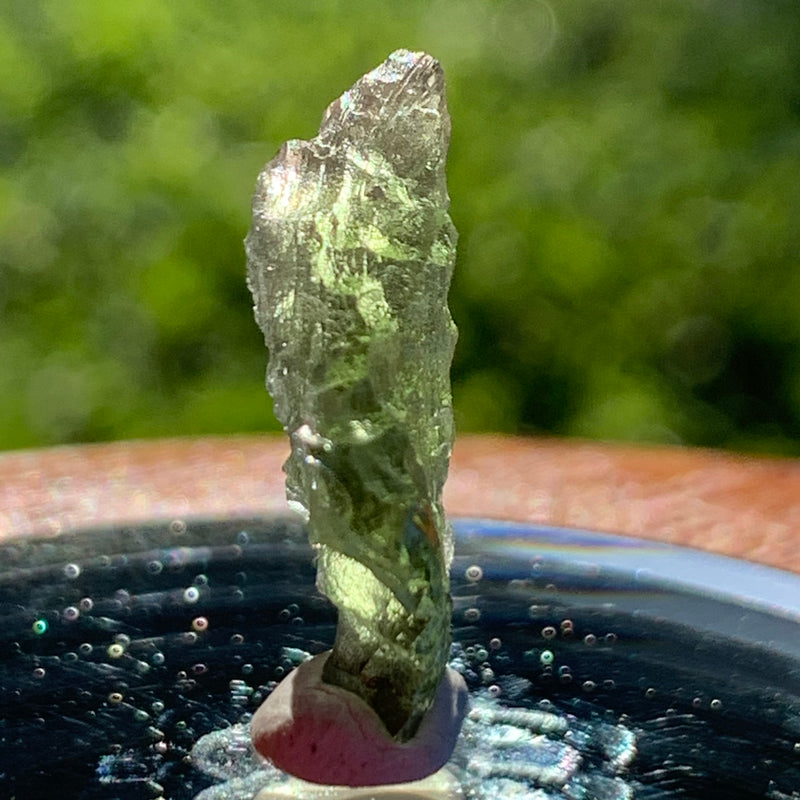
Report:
1,0,799,454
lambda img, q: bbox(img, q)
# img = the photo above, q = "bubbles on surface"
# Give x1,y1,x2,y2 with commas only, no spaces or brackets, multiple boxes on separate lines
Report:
183,586,201,604
2,515,800,798
465,564,483,582
464,607,481,623
63,562,81,579
107,642,125,658
192,616,209,632
147,559,164,574
31,618,48,635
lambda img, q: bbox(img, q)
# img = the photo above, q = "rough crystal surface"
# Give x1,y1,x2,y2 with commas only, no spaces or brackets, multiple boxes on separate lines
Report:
246,49,457,739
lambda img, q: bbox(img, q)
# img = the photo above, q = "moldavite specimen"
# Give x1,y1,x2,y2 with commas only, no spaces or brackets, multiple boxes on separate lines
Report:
246,49,457,741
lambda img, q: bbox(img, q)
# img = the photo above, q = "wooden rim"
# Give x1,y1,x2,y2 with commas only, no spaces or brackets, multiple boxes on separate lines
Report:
1,434,798,573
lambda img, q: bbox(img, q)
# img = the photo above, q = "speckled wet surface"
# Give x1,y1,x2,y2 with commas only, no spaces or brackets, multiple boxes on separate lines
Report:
2,517,799,798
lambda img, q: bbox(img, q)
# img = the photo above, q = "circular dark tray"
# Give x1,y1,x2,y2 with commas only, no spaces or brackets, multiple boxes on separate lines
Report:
1,515,798,799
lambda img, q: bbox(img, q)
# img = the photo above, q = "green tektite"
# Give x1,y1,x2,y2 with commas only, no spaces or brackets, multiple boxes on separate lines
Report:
246,50,458,741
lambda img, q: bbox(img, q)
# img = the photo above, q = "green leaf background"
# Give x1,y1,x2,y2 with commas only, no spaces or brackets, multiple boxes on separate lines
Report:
2,1,799,454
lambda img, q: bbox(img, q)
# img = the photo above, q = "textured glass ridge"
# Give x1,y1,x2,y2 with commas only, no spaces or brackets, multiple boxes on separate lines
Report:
245,50,457,739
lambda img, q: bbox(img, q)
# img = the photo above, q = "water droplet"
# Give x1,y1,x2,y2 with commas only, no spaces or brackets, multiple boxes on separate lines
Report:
63,563,81,579
31,619,48,635
107,643,125,659
540,650,555,666
465,564,483,581
192,616,209,632
464,607,481,622
489,637,502,650
710,698,723,711
170,519,187,534
542,626,557,640
183,586,200,604
62,606,79,622
583,633,597,646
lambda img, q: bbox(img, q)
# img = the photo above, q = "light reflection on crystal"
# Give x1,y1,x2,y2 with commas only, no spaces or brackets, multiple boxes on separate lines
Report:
246,48,459,737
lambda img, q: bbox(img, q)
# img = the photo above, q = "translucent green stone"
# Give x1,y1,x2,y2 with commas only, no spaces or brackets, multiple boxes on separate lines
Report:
246,50,456,739
246,50,457,740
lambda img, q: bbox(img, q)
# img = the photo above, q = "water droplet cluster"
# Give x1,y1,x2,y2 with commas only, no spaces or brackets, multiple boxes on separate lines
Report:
1,518,799,798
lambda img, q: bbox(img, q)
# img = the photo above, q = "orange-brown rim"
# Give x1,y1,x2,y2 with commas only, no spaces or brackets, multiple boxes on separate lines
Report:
1,434,799,574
